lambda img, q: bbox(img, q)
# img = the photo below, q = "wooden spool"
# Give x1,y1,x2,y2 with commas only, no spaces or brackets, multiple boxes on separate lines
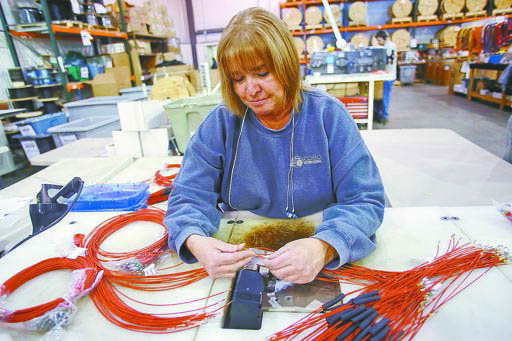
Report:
391,29,411,51
305,6,323,26
418,0,439,16
494,0,512,9
348,2,367,23
323,4,342,25
438,25,460,46
306,36,324,54
442,0,465,13
293,37,305,57
391,0,413,18
282,8,302,28
466,0,487,12
351,33,369,48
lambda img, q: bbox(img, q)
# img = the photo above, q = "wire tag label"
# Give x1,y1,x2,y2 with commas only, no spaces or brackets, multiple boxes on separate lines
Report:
143,264,157,276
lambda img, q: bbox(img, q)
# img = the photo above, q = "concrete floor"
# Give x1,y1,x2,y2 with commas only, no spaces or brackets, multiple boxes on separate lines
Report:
375,83,511,159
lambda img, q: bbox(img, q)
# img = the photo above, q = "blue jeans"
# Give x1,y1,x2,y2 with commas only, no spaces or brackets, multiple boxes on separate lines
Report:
374,80,394,120
505,115,512,163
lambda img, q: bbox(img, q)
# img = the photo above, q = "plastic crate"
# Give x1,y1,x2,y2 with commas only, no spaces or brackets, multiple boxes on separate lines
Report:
12,134,56,161
164,94,222,154
15,112,67,136
63,94,146,121
120,86,151,96
399,65,416,85
70,183,150,212
48,116,120,146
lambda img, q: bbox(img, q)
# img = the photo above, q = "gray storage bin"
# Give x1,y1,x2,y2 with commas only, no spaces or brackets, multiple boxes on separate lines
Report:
47,116,120,146
120,86,151,96
399,65,416,85
64,94,146,121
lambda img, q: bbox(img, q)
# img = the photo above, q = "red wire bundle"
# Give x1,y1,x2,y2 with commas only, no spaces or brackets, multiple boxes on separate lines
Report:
83,207,208,290
80,207,219,333
153,164,180,187
0,257,100,324
270,238,509,340
146,164,181,205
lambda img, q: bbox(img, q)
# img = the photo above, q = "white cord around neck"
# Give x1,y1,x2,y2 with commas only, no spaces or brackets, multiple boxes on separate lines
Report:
227,108,248,209
285,111,296,218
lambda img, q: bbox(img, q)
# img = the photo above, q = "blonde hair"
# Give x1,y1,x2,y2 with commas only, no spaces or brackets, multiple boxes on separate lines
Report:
217,7,301,117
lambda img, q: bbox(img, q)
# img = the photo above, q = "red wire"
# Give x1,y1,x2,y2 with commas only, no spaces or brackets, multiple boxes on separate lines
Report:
0,257,100,324
154,164,180,187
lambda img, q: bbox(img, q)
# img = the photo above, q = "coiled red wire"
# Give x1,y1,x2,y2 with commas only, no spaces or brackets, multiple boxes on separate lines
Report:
153,164,180,187
0,257,100,324
147,164,181,205
80,207,220,333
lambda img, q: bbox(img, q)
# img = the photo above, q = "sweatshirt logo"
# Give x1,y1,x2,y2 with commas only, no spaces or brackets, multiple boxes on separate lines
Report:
290,155,322,168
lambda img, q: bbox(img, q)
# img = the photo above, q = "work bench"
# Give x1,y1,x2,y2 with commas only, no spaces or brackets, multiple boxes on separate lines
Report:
0,129,511,339
0,206,510,340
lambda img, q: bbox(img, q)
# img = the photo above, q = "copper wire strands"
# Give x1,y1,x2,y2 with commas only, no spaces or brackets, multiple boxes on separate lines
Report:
233,220,316,251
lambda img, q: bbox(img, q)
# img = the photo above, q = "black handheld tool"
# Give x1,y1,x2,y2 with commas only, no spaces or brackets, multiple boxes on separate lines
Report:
7,177,84,254
223,268,264,330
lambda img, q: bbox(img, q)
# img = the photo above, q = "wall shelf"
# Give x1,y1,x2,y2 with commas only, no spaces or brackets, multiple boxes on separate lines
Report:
9,25,127,39
291,14,512,36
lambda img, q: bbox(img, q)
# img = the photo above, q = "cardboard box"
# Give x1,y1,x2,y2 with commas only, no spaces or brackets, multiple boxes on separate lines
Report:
100,43,125,54
110,53,130,69
189,70,202,92
129,40,152,55
87,66,131,97
156,64,193,73
163,52,179,61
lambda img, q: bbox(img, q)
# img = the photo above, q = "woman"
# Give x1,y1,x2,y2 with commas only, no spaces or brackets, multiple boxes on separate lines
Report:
164,7,385,284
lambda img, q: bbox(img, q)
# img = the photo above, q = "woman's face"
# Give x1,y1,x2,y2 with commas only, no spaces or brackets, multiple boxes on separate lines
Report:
232,63,287,117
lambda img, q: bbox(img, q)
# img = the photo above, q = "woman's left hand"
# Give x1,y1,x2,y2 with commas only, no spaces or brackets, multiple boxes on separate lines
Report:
263,238,335,284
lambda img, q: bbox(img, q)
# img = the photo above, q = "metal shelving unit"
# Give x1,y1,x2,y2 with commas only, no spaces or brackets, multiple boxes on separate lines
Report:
1,0,132,102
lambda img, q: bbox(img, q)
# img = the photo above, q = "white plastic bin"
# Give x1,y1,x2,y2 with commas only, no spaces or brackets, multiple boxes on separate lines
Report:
48,116,120,146
64,94,146,121
120,86,151,97
399,65,416,85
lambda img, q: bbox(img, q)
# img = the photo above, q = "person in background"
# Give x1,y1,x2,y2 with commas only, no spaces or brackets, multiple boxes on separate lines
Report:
374,30,397,125
164,7,385,284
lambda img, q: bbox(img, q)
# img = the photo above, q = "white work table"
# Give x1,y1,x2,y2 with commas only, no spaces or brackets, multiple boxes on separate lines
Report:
0,206,510,340
29,138,114,166
0,156,133,198
306,72,395,130
0,156,133,253
361,128,512,207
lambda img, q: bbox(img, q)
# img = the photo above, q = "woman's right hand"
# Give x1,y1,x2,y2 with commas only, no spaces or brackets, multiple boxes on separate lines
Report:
185,234,255,278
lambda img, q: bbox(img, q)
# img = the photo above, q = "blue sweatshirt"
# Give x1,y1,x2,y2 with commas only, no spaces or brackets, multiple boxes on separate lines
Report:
164,89,385,269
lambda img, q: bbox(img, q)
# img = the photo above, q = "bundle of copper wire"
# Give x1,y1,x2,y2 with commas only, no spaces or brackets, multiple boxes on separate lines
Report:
270,238,510,340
